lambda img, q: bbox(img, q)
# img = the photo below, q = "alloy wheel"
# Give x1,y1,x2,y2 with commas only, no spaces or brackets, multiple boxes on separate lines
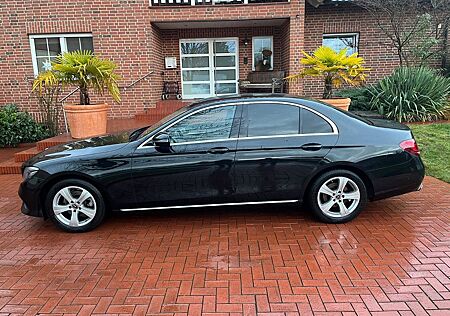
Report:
317,176,360,218
52,186,97,227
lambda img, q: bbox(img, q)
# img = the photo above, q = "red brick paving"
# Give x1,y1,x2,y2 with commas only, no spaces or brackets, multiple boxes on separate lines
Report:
0,171,449,315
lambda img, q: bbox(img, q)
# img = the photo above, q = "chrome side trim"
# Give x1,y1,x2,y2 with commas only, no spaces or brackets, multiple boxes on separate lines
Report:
119,199,299,212
138,100,338,149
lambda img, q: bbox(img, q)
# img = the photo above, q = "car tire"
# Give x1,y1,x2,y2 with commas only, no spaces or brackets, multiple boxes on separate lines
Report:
45,179,106,233
308,170,367,223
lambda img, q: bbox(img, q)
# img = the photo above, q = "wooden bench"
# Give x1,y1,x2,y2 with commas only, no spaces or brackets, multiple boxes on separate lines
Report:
239,71,285,93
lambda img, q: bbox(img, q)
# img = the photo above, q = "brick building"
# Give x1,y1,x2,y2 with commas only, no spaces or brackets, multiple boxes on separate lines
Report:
0,0,444,121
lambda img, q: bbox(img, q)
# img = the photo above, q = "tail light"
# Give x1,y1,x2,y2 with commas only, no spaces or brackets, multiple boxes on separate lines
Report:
400,139,420,156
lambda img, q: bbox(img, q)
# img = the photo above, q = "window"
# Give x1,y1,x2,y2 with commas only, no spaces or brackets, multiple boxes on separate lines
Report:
322,33,358,56
30,34,94,75
165,106,237,143
245,104,300,137
252,36,273,71
301,109,333,134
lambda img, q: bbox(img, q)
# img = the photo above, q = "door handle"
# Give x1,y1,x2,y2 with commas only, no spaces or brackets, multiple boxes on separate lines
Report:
208,147,229,154
300,143,323,151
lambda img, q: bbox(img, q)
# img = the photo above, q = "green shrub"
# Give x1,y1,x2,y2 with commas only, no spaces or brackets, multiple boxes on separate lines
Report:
369,67,450,122
335,87,373,111
0,104,51,147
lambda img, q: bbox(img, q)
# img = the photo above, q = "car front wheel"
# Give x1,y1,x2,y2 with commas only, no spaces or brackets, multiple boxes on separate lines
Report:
308,170,367,223
45,179,106,233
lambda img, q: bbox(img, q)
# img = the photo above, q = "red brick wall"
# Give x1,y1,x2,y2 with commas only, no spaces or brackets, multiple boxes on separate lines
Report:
0,0,306,119
0,0,160,119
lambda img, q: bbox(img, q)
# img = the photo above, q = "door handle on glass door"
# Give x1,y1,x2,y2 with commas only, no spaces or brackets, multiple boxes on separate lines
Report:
300,143,323,151
208,147,230,154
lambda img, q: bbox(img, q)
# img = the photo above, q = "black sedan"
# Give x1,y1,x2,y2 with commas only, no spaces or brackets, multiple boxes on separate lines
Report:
19,95,425,232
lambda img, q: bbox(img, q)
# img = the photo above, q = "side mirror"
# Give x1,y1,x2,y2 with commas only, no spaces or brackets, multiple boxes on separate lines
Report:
153,133,171,148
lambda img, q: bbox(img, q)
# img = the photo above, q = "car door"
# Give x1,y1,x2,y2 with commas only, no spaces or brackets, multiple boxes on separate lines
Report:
130,104,242,208
233,101,339,202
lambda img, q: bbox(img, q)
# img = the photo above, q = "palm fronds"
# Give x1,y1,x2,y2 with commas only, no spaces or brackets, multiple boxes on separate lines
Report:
287,46,370,99
52,50,121,105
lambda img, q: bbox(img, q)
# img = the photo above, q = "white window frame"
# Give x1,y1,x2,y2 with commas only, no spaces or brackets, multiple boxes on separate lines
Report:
322,32,359,55
252,36,274,71
179,37,239,99
29,33,93,76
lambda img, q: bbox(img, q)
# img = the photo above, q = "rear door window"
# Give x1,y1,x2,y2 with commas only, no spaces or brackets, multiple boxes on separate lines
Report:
243,103,300,137
301,108,333,134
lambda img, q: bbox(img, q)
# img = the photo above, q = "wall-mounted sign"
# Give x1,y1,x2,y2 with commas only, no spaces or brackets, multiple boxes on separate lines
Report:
165,57,177,69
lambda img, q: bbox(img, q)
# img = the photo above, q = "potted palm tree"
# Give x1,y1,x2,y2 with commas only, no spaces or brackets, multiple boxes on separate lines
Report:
288,46,369,111
52,50,121,138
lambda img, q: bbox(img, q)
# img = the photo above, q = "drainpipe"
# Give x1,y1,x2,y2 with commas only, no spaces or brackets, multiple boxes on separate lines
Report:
442,21,449,71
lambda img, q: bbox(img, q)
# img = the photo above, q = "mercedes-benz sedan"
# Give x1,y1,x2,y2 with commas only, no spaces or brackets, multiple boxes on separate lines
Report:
19,95,425,232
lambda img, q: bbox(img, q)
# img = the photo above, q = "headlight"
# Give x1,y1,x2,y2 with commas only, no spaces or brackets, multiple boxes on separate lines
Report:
23,166,39,181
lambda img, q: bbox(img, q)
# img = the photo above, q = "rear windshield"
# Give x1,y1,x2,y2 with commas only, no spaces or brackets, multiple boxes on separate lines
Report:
341,110,373,125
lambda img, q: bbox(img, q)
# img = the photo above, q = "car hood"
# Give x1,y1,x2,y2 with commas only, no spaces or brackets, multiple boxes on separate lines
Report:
25,130,134,166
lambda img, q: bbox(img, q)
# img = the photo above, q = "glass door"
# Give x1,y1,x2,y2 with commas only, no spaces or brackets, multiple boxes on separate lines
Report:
180,40,212,99
213,39,238,96
180,38,239,99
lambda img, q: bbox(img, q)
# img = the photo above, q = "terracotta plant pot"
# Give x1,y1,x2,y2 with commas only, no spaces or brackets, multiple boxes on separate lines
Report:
320,98,351,111
64,103,109,139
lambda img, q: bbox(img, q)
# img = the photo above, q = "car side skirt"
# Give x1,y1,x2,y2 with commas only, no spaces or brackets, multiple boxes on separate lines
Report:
119,200,299,212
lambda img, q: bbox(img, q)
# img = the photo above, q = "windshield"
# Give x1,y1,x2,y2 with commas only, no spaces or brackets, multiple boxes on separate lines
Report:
137,106,190,139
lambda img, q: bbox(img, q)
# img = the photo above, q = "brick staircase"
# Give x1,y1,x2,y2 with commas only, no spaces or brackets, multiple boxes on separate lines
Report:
0,135,73,175
135,100,189,123
0,100,189,175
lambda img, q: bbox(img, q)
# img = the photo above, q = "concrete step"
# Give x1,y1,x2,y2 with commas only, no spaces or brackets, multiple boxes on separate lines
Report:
14,147,40,163
0,158,22,174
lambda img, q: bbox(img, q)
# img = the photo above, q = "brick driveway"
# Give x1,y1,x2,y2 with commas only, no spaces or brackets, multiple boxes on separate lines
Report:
0,174,449,315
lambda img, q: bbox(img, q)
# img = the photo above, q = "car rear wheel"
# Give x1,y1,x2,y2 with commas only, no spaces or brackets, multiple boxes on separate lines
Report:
45,179,106,233
308,170,367,223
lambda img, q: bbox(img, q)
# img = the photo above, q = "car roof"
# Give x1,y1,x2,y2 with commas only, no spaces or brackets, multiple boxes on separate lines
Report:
183,94,372,126
186,94,328,110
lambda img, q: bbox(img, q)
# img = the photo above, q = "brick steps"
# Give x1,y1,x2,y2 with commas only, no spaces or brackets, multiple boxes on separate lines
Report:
135,113,167,122
0,158,22,174
14,147,40,163
37,136,71,151
1,136,73,175
134,100,189,122
1,106,184,175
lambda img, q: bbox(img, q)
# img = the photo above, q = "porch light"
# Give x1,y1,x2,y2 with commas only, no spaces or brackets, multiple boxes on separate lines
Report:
242,37,249,47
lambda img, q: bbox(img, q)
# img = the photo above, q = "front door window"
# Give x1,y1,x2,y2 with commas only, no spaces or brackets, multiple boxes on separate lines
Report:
180,39,239,99
165,106,238,144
